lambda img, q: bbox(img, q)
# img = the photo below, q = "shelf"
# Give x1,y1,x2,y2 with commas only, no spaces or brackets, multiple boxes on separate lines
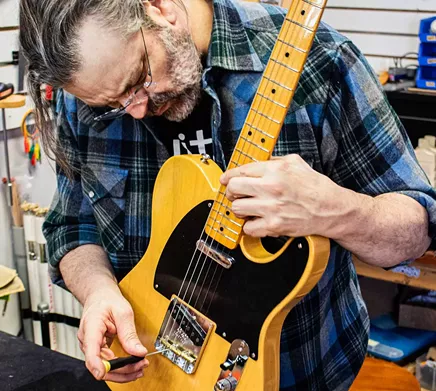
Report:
354,253,436,291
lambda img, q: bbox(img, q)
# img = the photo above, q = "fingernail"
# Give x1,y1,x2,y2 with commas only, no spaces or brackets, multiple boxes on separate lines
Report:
144,360,150,367
136,372,143,379
93,369,100,379
136,343,146,353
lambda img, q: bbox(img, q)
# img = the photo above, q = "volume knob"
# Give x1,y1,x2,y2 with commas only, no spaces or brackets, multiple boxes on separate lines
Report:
214,376,238,391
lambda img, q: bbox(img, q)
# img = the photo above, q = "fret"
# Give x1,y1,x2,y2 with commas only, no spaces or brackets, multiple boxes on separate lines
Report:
251,108,281,125
234,149,259,162
276,39,307,54
218,190,227,197
221,224,239,236
246,123,274,139
213,203,233,213
211,208,243,227
257,93,286,109
263,76,294,92
270,58,299,74
229,160,241,167
303,0,323,9
286,18,314,33
240,136,270,153
206,224,237,243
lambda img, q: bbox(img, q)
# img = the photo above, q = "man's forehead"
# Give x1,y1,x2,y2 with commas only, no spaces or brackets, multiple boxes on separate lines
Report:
71,20,140,103
78,19,132,74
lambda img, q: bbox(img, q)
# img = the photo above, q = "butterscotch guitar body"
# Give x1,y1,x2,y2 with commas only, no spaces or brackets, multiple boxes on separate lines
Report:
108,154,330,391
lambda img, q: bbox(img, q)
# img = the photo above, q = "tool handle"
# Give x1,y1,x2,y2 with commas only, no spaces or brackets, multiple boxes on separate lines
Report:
102,355,144,373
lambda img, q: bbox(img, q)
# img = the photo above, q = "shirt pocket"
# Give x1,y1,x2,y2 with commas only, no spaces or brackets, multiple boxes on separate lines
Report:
82,166,128,253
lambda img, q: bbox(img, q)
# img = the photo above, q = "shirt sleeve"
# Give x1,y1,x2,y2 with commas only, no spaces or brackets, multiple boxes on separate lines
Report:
43,91,101,287
322,40,436,255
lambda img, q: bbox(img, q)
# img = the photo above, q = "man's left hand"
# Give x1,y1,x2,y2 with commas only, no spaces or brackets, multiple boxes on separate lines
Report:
220,154,345,238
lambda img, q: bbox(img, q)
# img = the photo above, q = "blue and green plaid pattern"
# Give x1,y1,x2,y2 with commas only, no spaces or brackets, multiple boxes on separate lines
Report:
44,0,436,389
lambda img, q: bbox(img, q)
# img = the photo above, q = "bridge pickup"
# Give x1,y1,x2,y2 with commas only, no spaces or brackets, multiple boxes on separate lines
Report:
196,240,235,269
168,301,206,346
156,297,213,375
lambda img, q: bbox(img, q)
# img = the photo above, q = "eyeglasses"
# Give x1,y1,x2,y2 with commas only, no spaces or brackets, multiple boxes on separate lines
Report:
94,27,152,122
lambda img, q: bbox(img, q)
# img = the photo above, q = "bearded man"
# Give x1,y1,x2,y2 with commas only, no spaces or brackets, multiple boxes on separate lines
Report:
19,0,435,389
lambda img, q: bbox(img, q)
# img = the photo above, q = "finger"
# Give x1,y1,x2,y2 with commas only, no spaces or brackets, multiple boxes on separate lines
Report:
220,162,267,185
232,198,269,218
101,347,116,360
226,177,259,201
243,217,271,237
82,318,108,380
114,308,148,357
103,369,144,383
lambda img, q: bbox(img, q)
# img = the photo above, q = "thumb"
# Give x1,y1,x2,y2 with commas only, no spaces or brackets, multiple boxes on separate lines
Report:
114,307,147,357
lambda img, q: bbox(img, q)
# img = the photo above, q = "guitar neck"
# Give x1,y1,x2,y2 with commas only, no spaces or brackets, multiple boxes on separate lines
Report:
205,0,328,249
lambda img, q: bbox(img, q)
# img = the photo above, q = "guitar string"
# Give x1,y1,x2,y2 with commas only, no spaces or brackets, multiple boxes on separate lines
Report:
159,1,309,352
186,1,305,324
198,3,316,317
181,0,310,342
189,2,305,319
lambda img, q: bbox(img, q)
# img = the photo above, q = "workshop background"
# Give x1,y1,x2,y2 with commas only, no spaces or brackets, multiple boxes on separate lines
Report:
1,0,436,390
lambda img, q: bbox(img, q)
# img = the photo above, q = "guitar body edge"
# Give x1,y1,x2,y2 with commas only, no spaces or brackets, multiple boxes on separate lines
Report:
107,155,330,391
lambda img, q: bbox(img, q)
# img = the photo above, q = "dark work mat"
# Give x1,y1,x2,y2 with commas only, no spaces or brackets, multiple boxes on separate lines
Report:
0,332,110,391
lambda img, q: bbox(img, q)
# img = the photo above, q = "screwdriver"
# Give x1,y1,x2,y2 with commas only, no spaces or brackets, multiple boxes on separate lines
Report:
102,349,171,373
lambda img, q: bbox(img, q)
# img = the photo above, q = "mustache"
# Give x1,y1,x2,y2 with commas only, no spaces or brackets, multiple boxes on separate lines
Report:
147,86,199,115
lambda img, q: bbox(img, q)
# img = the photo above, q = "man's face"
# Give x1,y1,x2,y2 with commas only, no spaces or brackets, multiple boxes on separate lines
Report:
65,16,203,122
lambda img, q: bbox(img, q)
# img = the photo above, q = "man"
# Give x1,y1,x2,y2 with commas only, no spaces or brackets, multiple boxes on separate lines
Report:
19,0,435,389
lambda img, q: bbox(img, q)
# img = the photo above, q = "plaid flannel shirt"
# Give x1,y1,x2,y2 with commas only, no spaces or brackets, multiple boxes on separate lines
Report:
44,0,436,389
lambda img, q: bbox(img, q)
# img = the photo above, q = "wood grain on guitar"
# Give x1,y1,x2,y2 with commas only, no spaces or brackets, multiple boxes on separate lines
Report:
107,1,331,390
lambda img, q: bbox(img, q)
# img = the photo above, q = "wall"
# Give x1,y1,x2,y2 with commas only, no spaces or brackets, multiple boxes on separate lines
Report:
302,0,436,73
0,0,56,335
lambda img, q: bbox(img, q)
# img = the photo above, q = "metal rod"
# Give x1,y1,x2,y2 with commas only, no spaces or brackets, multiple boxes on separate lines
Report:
1,107,13,205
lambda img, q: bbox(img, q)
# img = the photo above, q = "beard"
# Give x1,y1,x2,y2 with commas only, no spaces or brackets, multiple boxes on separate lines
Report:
146,26,203,122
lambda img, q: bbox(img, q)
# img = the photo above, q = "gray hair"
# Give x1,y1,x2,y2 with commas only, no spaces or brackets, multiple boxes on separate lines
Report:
19,0,159,176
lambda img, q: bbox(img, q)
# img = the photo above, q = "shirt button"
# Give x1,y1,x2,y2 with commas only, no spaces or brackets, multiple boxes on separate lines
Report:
88,191,95,199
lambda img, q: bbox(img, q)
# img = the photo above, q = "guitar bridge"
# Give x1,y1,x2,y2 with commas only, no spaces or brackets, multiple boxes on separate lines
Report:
155,297,214,374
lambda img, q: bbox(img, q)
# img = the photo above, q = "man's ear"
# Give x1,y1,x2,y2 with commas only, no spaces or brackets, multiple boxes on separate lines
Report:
144,0,177,25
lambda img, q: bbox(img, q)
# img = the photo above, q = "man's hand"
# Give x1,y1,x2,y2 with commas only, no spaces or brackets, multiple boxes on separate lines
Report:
78,286,149,383
220,154,343,238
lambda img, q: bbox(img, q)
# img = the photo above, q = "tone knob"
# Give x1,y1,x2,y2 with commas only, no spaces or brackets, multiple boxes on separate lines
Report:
214,376,238,391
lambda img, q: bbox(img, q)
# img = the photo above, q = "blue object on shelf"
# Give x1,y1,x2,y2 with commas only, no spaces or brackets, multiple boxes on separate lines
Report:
419,16,436,43
368,314,436,363
416,67,436,90
419,43,436,66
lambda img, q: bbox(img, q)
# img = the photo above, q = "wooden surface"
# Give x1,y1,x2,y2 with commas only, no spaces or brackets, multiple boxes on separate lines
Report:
353,256,436,291
350,357,420,391
0,94,25,109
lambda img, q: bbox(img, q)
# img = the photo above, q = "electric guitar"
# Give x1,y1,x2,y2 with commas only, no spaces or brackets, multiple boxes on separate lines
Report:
108,0,330,389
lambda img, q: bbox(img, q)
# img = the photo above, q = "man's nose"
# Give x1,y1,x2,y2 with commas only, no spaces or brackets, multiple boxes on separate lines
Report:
122,95,149,119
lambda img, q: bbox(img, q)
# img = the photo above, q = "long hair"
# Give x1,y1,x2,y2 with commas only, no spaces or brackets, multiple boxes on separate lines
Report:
19,0,159,176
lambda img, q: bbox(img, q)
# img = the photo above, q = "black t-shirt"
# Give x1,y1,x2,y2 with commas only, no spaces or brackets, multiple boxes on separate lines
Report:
152,94,214,158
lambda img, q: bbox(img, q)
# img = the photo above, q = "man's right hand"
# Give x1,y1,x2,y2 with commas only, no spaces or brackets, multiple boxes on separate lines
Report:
78,286,149,383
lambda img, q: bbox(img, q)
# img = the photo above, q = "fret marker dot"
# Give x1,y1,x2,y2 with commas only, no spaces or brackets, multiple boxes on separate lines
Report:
285,52,290,58
220,227,224,232
248,131,253,136
272,89,276,94
301,10,306,15
226,211,230,216
261,138,265,143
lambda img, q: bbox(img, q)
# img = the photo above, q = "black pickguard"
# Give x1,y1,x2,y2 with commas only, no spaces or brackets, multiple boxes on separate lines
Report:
154,201,309,357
